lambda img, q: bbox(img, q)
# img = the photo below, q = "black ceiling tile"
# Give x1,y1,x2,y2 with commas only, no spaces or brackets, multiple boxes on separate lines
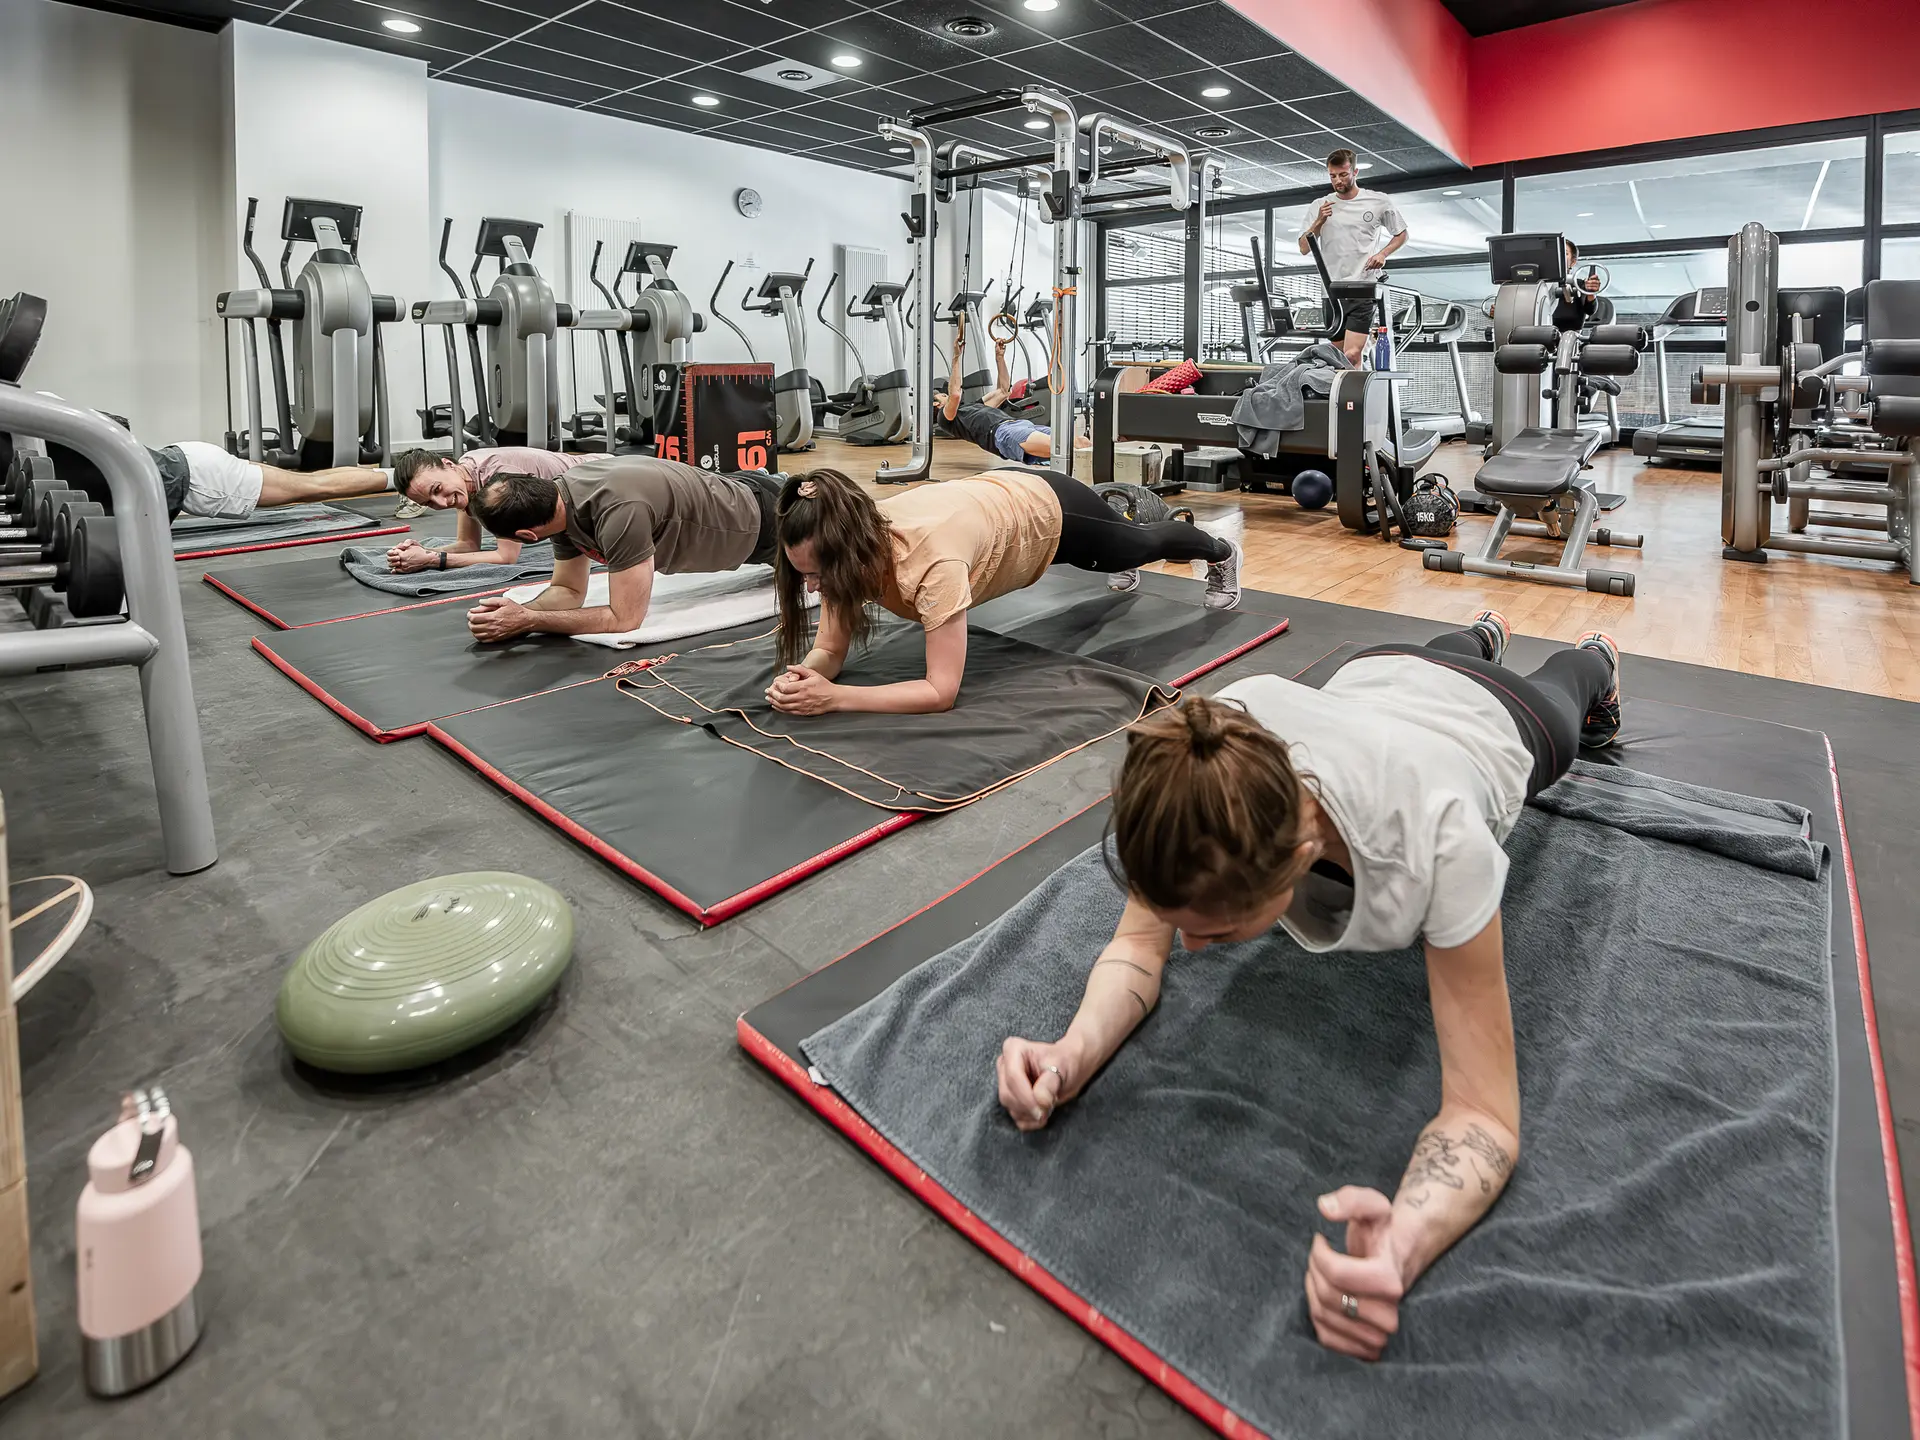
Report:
1366,147,1458,175
565,2,759,63
1286,90,1390,132
711,118,844,153
345,0,540,41
759,37,922,88
816,13,981,72
454,0,578,17
1219,51,1343,104
278,0,484,55
804,141,905,173
935,55,1046,97
600,0,798,48
1344,119,1431,152
796,94,902,136
580,97,711,134
875,0,1056,51
1082,0,1184,20
1070,22,1213,81
871,72,979,107
756,0,869,30
1153,5,1288,65
1208,137,1315,168
444,56,620,101
483,39,653,91
530,22,702,73
656,64,814,111
1212,100,1325,138
760,104,878,143
985,41,1132,96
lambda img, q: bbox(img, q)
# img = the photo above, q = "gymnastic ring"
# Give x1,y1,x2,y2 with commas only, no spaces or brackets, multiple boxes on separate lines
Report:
987,311,1020,345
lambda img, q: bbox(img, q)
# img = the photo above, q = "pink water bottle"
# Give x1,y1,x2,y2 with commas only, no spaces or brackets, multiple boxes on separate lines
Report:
75,1087,204,1395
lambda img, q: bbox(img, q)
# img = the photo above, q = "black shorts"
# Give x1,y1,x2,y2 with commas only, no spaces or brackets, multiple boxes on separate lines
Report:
732,469,783,568
1339,298,1376,337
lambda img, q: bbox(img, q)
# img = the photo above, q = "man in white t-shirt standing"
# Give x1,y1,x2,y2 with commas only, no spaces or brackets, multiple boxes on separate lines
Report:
1298,147,1410,364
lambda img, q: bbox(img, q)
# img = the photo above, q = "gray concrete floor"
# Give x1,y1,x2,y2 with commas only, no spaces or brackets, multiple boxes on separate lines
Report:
2,556,1240,1439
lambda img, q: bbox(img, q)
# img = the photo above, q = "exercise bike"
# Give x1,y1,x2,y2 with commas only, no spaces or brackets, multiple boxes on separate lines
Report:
814,273,905,445
740,261,814,452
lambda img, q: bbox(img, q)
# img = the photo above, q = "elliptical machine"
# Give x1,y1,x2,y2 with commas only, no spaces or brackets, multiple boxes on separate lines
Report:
413,217,561,452
567,240,707,453
740,260,815,452
814,273,903,445
217,197,402,469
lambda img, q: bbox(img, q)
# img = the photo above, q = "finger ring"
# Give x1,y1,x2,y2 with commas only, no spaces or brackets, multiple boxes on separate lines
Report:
1043,1064,1060,1075
1341,1293,1359,1321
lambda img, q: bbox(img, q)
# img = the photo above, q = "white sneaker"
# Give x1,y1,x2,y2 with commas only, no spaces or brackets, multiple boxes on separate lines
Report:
1107,569,1142,594
1202,540,1242,610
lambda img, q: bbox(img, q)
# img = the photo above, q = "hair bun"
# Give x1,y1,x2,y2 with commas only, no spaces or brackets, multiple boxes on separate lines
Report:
1183,696,1231,759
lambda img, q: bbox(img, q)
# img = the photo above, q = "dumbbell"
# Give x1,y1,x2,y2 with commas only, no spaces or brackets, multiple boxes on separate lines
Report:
0,512,123,618
0,488,92,564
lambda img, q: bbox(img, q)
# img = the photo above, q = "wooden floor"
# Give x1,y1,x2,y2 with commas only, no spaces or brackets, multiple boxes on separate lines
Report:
801,432,1920,704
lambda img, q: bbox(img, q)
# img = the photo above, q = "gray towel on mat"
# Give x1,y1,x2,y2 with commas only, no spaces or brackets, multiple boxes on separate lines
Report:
169,502,385,553
803,762,1838,1439
338,537,558,597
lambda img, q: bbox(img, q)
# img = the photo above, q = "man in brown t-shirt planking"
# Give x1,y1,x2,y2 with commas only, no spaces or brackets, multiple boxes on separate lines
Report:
464,456,784,641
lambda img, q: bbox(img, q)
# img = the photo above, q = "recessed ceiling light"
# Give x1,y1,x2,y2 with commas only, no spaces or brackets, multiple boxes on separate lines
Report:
830,53,862,68
1023,0,1059,9
1653,261,1667,267
1194,125,1232,139
1576,211,1594,218
1442,189,1462,196
889,145,910,154
944,16,995,37
381,16,420,32
778,69,813,82
692,94,721,107
1650,222,1667,229
1024,117,1049,130
1201,84,1230,99
1355,161,1373,169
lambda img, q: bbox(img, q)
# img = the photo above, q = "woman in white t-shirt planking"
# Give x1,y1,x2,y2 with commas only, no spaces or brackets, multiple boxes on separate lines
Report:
995,609,1623,1362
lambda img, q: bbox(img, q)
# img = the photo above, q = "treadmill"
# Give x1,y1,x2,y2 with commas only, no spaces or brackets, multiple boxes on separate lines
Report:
1632,286,1728,467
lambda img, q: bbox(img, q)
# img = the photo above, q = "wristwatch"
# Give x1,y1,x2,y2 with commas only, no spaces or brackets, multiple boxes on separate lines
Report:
438,550,449,571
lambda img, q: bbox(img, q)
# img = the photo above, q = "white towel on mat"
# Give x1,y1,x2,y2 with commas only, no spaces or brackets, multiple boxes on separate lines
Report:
503,566,815,649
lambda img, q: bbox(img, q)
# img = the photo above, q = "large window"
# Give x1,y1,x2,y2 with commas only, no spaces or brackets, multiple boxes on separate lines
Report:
1201,212,1266,361
1103,220,1186,361
1885,238,1920,282
1515,137,1865,245
1884,130,1920,226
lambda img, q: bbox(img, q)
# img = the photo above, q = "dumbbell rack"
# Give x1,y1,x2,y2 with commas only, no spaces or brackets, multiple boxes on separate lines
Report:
0,391,215,875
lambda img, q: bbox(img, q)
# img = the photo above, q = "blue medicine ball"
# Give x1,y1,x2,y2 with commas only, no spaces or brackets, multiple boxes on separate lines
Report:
1292,469,1333,510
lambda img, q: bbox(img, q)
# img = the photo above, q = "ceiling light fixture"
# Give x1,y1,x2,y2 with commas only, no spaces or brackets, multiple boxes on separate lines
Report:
1355,161,1373,169
1194,125,1232,139
1650,222,1667,229
1024,117,1049,130
830,53,862,68
778,69,813,82
692,94,721,107
889,145,910,154
381,16,420,32
1201,84,1230,99
944,16,996,37
1577,211,1594,217
1442,188,1462,196
1024,0,1059,9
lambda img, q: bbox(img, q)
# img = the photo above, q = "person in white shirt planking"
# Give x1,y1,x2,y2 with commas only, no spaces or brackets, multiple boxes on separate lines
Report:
1299,147,1410,364
995,609,1625,1361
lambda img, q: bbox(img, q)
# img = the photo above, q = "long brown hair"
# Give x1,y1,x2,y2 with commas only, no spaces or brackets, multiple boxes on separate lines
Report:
774,469,893,667
1109,695,1314,916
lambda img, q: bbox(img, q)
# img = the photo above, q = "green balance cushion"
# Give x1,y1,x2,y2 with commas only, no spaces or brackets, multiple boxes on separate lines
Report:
277,872,573,1073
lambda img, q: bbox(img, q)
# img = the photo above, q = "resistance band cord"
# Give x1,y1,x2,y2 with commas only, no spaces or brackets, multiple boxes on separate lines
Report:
1049,285,1076,395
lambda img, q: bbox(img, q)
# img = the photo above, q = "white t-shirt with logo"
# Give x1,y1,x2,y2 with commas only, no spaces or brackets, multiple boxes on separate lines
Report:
1298,188,1408,282
1213,655,1532,953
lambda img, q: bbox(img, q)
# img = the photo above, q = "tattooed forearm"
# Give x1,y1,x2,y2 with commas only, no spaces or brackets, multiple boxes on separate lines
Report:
1398,1123,1513,1210
1094,957,1158,981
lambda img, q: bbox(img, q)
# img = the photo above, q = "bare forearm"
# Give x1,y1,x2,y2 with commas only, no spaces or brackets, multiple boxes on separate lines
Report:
1387,1108,1518,1284
1058,951,1161,1082
521,604,628,637
827,678,951,715
801,646,845,681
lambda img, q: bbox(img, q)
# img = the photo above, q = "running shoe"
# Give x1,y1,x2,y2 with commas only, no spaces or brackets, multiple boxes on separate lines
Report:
1203,539,1242,611
1107,569,1142,594
1574,630,1623,747
393,499,427,519
1466,609,1511,666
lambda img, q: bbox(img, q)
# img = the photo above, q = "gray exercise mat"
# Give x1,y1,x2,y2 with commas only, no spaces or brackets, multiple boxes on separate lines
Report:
171,503,395,555
339,537,558,597
803,762,1838,1439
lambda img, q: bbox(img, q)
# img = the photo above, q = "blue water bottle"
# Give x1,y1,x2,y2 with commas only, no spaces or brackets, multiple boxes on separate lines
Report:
1372,327,1392,373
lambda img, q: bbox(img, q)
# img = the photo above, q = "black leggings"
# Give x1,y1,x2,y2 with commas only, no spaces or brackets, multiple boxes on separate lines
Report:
1349,632,1615,799
1044,473,1232,572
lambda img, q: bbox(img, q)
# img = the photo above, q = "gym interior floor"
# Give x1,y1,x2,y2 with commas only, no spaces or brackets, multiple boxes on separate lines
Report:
5,433,1916,1436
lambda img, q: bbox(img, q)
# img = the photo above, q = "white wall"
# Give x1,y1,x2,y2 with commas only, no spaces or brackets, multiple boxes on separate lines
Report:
223,22,433,444
0,1,226,439
427,81,912,408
